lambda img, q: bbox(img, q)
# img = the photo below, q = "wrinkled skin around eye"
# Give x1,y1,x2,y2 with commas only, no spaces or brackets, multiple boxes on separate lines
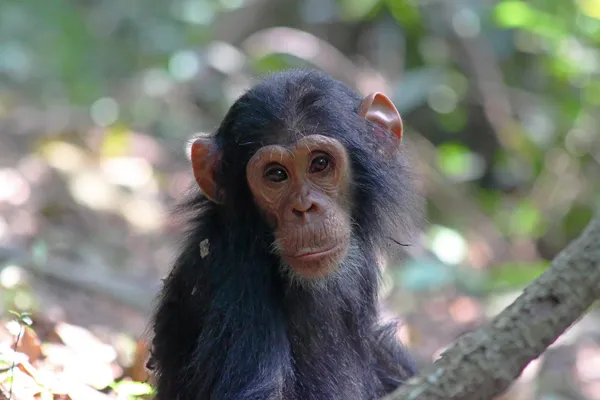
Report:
246,135,353,278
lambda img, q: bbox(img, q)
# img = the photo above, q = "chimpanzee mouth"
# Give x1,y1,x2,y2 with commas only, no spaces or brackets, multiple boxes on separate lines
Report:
292,243,342,261
276,234,351,278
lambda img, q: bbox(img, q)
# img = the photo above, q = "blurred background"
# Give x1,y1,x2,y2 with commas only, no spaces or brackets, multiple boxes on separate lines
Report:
1,0,599,398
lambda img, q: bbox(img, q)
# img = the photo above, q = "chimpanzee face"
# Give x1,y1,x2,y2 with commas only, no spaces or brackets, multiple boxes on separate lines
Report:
245,134,352,278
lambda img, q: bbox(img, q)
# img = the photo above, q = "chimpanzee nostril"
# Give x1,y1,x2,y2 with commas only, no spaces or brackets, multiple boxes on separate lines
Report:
292,202,317,217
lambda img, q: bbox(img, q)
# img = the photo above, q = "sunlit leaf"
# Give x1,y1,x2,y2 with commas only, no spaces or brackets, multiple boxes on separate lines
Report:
579,0,600,20
38,140,88,173
386,0,421,28
495,1,568,40
338,0,382,20
101,125,133,158
494,1,535,28
436,142,485,182
508,200,544,237
112,380,154,397
251,54,313,74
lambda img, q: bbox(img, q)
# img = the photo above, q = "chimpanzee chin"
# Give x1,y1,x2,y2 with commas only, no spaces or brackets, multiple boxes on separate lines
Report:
149,68,423,400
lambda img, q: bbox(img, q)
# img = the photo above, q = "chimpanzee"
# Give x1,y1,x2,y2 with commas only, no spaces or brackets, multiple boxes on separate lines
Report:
149,69,423,400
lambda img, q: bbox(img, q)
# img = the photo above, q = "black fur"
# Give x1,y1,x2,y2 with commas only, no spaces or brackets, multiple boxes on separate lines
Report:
150,69,422,400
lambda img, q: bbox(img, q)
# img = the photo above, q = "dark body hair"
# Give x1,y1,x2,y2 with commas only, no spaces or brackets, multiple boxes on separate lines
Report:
150,69,422,400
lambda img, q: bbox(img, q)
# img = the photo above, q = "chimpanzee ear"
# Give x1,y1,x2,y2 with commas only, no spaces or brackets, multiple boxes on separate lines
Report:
191,136,223,204
358,92,403,143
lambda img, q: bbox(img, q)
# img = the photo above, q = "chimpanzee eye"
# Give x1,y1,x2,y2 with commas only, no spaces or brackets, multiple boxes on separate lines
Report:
265,165,288,183
309,154,331,173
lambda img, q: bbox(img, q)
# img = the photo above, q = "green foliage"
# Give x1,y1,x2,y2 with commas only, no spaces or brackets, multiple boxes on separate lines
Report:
251,54,314,74
508,200,545,238
436,143,479,181
486,261,549,292
338,0,381,20
7,310,32,327
111,380,155,399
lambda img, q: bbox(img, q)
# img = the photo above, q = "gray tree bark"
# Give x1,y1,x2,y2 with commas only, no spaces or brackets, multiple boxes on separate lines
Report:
383,213,600,400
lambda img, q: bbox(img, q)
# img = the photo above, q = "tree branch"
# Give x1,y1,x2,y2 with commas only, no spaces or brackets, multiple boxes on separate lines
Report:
383,213,600,400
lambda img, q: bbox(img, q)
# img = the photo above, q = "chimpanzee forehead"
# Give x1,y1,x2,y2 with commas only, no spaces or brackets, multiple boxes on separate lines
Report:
221,102,348,148
214,70,366,160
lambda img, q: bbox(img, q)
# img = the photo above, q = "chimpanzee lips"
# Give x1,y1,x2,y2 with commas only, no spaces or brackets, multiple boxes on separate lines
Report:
292,243,342,261
281,238,350,279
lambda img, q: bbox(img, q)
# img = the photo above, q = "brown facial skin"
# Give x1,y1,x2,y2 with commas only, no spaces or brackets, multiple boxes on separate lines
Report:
246,135,352,278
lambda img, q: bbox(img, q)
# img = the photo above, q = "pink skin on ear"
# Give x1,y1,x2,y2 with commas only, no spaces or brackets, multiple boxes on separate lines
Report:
358,92,403,142
191,137,222,203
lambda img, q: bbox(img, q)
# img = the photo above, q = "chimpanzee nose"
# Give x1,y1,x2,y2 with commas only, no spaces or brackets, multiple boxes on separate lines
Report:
291,197,318,218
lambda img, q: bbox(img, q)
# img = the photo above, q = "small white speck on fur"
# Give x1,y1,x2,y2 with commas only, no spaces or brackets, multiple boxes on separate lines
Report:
200,239,210,258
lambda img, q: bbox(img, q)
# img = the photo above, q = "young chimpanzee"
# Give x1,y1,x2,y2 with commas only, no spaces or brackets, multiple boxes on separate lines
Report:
149,69,422,400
